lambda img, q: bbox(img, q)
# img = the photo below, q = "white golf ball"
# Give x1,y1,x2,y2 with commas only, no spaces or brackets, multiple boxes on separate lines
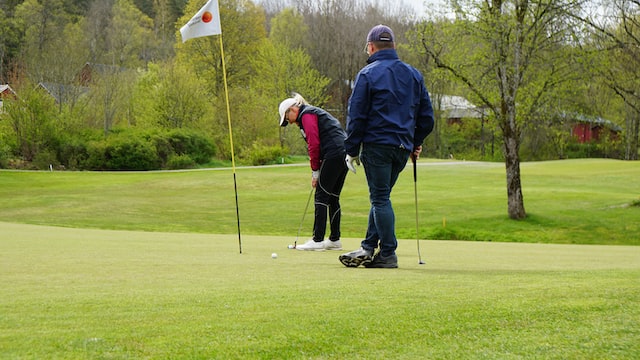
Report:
271,253,278,259
287,244,294,249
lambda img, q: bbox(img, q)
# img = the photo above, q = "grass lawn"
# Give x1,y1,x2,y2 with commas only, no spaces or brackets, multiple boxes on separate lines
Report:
0,159,638,245
1,158,639,358
1,222,639,359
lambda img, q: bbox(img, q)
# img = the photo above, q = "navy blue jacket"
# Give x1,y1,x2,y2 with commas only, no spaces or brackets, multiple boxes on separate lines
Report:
345,49,434,156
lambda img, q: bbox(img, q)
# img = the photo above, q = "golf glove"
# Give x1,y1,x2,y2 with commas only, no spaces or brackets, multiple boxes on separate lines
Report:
311,170,319,180
345,155,360,174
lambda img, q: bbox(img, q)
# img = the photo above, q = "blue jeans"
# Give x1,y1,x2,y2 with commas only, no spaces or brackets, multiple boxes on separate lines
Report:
360,144,410,256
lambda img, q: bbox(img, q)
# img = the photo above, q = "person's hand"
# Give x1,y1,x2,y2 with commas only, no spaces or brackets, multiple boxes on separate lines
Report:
412,145,423,161
311,170,319,188
346,155,360,174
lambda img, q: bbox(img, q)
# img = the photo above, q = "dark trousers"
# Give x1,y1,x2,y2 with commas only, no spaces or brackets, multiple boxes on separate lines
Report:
361,144,410,256
313,156,348,241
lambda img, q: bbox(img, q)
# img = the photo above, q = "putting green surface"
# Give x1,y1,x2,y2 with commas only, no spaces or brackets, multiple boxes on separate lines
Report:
3,221,638,271
2,222,639,358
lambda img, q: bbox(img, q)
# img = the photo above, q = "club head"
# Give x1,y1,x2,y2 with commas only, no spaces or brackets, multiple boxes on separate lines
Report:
419,261,425,265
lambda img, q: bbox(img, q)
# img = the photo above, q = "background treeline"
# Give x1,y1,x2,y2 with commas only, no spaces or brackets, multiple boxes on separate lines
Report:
0,0,638,171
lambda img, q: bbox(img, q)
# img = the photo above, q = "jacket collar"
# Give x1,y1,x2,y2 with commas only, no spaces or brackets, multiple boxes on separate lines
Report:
367,48,399,64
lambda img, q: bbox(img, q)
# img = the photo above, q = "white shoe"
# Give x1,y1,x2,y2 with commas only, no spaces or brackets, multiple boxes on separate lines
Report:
296,239,326,251
324,239,343,250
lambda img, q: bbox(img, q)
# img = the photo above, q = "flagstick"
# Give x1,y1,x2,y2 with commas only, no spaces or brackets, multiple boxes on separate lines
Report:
219,34,242,254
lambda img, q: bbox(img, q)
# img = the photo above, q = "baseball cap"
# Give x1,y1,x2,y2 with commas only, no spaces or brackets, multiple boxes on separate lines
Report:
278,98,297,127
367,24,395,43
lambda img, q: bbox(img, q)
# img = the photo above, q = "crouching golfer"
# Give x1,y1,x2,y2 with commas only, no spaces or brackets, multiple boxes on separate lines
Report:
279,93,348,251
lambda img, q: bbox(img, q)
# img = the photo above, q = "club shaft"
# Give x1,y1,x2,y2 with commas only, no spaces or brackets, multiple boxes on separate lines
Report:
296,187,314,245
413,157,424,263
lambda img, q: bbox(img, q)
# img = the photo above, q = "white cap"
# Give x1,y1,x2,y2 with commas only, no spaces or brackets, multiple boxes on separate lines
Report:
278,98,297,126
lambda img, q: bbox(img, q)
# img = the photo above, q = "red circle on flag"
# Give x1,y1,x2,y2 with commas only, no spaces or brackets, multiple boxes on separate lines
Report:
202,11,213,23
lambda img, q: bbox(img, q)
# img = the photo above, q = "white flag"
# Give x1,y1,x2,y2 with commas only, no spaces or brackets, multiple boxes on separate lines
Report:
180,0,222,43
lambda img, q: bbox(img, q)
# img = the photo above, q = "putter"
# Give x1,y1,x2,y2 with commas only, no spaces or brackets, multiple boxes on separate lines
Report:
294,187,314,248
413,156,425,264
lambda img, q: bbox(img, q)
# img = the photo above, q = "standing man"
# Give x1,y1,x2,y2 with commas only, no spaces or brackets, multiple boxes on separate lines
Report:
339,24,434,268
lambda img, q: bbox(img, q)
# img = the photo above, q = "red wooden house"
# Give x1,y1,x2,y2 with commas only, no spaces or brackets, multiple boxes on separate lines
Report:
0,84,17,111
569,114,622,143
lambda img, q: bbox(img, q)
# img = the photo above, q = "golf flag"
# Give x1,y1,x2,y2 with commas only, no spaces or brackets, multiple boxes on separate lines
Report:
180,0,221,42
179,0,242,255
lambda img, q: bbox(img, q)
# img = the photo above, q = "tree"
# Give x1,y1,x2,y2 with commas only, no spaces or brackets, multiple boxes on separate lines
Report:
152,0,181,59
421,0,582,219
571,0,640,160
175,0,267,158
131,62,215,131
13,0,76,83
406,18,485,159
84,68,136,136
108,0,158,67
249,38,331,152
175,0,267,95
0,7,21,83
2,83,59,162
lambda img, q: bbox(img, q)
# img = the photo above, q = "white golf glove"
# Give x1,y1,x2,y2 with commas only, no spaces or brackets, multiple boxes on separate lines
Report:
345,154,360,174
311,170,319,180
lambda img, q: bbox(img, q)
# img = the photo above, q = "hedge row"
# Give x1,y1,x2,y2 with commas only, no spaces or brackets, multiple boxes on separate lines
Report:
48,129,216,171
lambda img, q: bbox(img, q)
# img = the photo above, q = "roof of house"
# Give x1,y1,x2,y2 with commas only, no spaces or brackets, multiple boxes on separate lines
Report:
435,95,486,118
1,84,16,96
561,112,622,132
38,82,89,103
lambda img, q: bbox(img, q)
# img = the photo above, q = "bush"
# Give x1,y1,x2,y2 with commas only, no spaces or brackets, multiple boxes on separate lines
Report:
58,140,89,170
166,154,197,170
165,129,216,164
0,143,10,169
80,129,218,170
32,150,60,170
147,129,216,167
83,135,161,171
244,143,289,166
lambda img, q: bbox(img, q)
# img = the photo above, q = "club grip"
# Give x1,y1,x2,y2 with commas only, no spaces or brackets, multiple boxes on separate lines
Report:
412,155,417,182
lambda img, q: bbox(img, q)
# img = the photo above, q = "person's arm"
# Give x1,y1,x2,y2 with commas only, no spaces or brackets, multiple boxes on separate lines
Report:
413,76,435,149
301,113,321,174
345,72,369,157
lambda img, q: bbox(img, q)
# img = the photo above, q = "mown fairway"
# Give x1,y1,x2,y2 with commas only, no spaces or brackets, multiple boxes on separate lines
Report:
1,159,639,358
0,159,639,244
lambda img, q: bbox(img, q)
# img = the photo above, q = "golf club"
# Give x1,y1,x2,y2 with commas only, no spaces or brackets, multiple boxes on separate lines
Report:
413,155,425,264
294,187,315,249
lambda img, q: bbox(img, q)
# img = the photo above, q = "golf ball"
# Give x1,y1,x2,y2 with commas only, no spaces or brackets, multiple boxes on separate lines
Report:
271,253,278,259
287,244,294,249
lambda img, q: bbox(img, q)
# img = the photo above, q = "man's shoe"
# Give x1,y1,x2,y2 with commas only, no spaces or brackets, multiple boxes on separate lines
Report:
296,239,326,251
324,239,343,251
364,253,398,268
339,247,373,267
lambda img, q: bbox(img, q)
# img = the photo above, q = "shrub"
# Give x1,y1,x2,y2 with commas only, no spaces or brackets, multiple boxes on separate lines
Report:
83,134,161,171
245,143,289,166
58,140,89,170
32,150,60,170
165,129,216,164
0,143,10,169
81,129,217,170
166,154,197,170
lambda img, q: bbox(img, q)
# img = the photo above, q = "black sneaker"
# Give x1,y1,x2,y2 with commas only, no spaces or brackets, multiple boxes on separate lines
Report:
364,253,398,268
339,247,374,268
